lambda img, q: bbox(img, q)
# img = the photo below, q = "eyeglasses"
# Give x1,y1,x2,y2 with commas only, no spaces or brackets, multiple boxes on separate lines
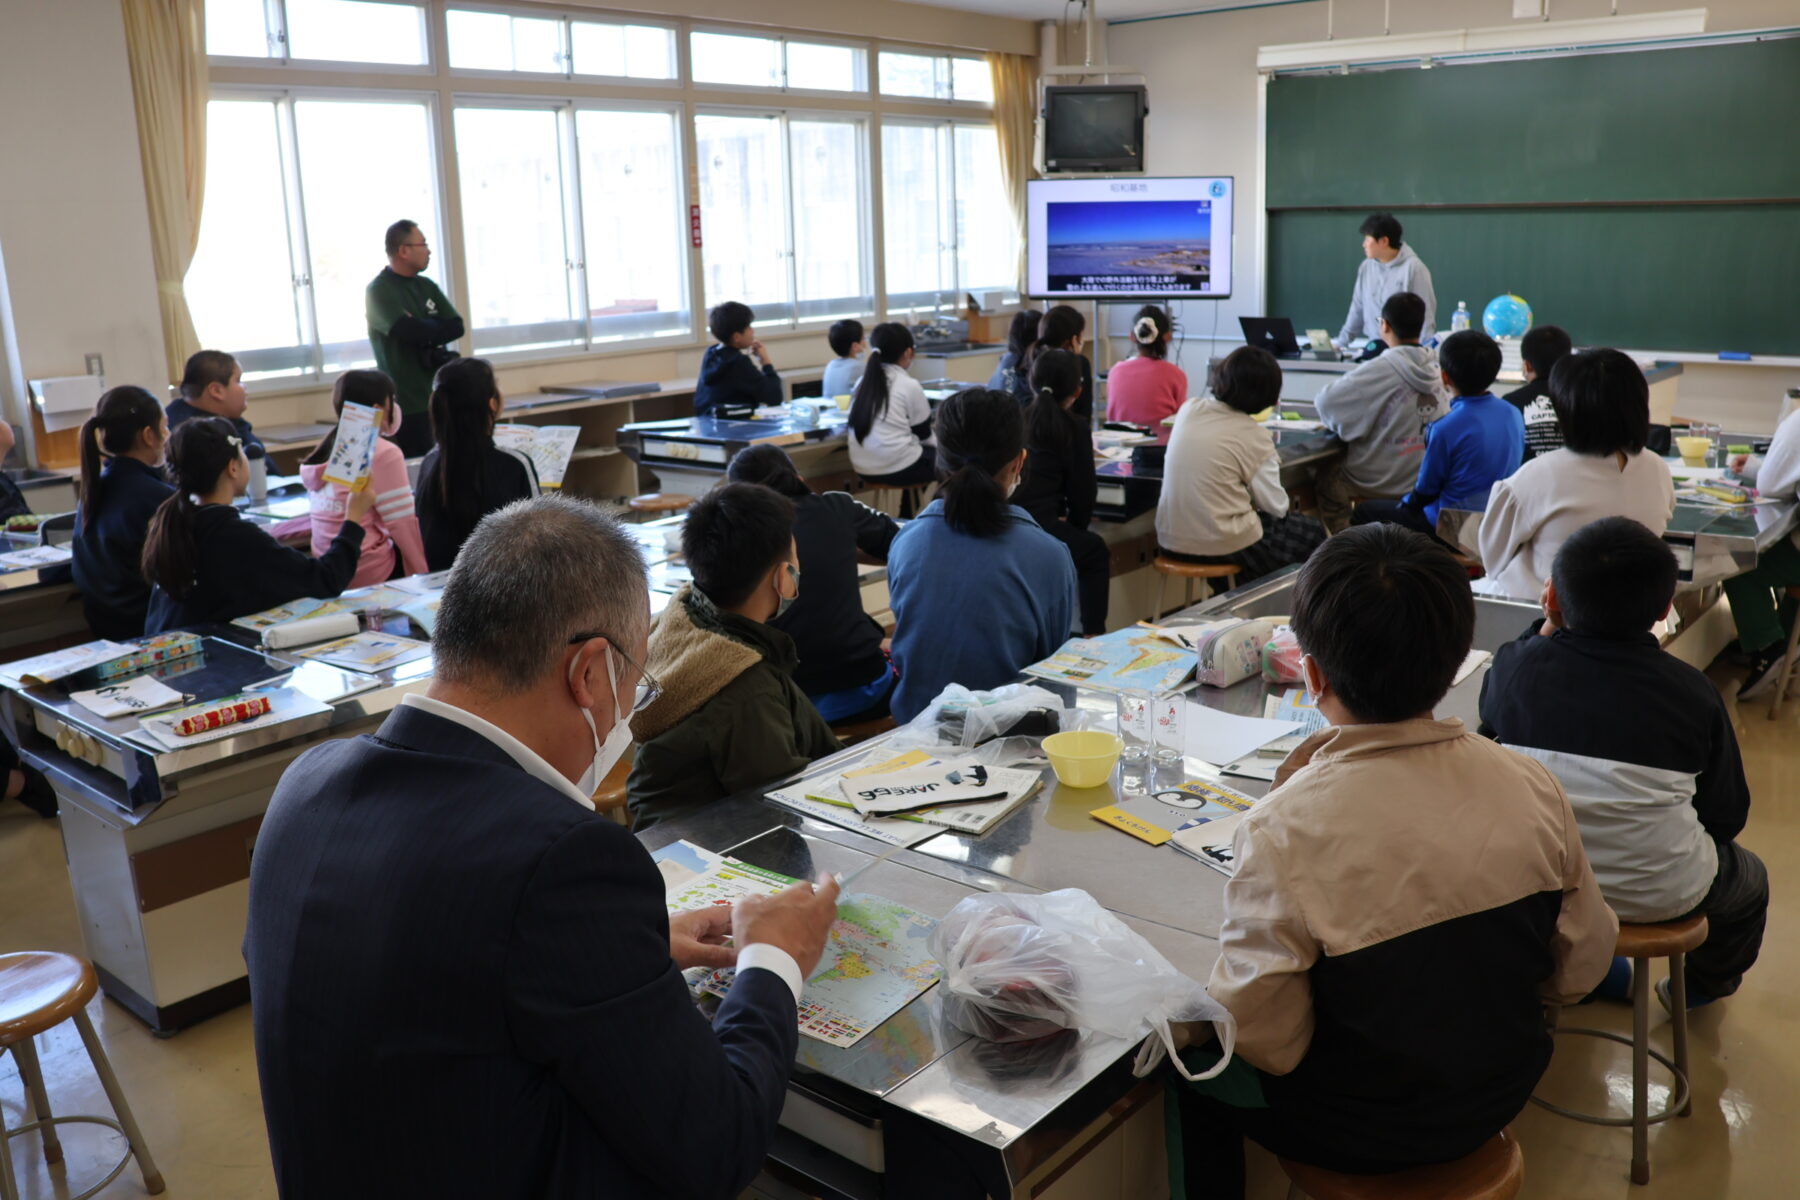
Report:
567,632,661,713
402,241,429,250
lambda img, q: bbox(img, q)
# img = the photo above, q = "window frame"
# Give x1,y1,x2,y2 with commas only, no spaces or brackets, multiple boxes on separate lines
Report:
879,115,1010,315
441,3,682,87
874,43,993,107
694,103,875,329
206,0,438,75
688,25,870,98
193,84,450,385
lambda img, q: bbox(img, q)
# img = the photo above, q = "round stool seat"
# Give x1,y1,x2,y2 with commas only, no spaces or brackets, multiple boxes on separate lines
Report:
627,493,694,514
1616,915,1709,958
0,951,97,1047
1281,1128,1523,1200
1152,556,1240,581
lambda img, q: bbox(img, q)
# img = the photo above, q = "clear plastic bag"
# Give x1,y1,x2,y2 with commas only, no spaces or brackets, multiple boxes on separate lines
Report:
928,888,1237,1082
1261,625,1305,684
888,682,1071,753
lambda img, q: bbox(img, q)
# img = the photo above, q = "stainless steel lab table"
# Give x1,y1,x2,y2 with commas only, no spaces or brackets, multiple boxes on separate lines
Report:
641,570,1544,1196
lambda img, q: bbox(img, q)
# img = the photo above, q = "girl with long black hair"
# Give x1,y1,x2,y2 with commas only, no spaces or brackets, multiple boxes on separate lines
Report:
987,307,1042,396
1013,305,1094,420
1013,349,1109,635
142,417,372,633
70,386,173,638
884,387,1077,722
846,323,935,510
413,357,539,571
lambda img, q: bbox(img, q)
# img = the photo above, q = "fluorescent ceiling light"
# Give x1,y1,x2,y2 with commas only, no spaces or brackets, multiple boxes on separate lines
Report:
1257,8,1709,72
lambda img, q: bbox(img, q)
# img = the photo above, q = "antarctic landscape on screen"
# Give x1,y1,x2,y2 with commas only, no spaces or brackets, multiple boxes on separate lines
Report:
1045,199,1212,293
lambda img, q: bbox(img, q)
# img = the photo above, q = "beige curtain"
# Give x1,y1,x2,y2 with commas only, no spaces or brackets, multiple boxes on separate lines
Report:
122,0,207,384
987,52,1037,296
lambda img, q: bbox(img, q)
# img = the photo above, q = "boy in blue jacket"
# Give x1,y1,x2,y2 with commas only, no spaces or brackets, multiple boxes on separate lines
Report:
695,302,783,418
1353,330,1521,545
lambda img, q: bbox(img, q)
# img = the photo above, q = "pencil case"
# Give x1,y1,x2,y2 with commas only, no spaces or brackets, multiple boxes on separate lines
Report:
172,695,271,737
93,633,203,681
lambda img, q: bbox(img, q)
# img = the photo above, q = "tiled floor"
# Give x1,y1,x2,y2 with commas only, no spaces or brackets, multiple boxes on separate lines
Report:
1,662,1794,1199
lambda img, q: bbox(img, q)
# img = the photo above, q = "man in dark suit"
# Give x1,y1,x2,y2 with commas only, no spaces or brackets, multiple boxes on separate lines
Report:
245,494,838,1199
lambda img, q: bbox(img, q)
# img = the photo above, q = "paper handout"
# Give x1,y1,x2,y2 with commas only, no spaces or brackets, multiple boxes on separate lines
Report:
1183,702,1303,768
323,402,382,490
493,424,582,489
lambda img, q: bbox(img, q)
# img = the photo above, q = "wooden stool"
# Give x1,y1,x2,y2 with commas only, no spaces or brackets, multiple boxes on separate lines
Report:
626,493,693,523
0,952,164,1199
1531,916,1709,1185
1282,1128,1523,1199
1151,556,1240,620
1765,584,1800,719
831,714,896,747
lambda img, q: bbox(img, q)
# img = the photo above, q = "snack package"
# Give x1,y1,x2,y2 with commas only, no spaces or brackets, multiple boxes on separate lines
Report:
1261,625,1304,684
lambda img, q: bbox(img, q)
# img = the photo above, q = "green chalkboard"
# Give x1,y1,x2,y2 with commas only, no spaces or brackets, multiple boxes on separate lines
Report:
1264,37,1800,355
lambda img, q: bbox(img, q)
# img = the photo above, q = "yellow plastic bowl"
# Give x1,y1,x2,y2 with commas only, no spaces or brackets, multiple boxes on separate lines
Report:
1675,435,1712,465
1042,731,1124,789
834,393,854,410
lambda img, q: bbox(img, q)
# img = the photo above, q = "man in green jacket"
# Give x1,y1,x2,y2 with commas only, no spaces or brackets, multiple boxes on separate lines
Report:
628,483,841,830
366,219,464,457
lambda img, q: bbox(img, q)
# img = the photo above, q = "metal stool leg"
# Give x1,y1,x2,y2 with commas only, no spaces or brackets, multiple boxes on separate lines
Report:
1631,955,1651,1185
1767,612,1800,719
10,1038,62,1165
70,1010,165,1194
1670,951,1693,1118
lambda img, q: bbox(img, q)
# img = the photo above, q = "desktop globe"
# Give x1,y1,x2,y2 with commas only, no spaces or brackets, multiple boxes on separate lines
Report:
1482,294,1533,339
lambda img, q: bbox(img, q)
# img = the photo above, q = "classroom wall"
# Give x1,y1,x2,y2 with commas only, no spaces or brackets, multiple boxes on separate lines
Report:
1107,0,1800,432
0,0,167,435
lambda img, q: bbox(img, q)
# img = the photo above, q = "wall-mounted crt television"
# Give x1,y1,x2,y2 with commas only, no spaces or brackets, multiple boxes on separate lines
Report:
1043,84,1147,173
1026,176,1234,300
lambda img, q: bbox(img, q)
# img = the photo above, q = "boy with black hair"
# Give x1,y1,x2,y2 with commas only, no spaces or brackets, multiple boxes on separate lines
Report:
1480,517,1767,1011
1311,291,1446,533
1335,212,1437,352
1168,524,1614,1199
695,302,783,417
168,349,267,461
821,319,866,401
627,482,840,829
1353,330,1521,544
1504,324,1575,460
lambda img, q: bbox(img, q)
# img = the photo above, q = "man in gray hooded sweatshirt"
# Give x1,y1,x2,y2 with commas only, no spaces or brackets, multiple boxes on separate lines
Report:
1313,292,1447,533
1336,213,1437,351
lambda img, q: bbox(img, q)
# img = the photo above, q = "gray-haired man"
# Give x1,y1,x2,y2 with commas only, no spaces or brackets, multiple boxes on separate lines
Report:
246,493,837,1198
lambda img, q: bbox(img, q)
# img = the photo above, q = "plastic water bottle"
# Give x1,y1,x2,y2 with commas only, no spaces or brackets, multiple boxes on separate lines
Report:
1451,301,1471,332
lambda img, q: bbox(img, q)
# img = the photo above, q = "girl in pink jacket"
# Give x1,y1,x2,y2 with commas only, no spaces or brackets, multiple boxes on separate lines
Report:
301,370,428,587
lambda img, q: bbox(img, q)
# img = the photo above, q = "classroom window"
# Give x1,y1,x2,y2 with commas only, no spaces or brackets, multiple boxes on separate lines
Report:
881,120,1011,311
695,111,871,325
453,107,581,354
784,42,865,92
691,31,867,93
573,109,690,342
185,95,444,382
878,50,990,103
569,20,677,80
446,9,564,74
206,0,430,66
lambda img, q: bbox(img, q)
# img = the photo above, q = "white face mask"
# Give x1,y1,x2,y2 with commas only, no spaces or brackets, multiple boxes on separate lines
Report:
571,648,634,797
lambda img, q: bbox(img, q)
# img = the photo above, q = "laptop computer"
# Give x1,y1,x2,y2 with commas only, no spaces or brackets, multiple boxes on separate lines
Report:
1239,316,1304,358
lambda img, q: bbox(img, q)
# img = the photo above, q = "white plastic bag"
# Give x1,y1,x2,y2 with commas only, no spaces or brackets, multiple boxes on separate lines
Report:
928,888,1236,1082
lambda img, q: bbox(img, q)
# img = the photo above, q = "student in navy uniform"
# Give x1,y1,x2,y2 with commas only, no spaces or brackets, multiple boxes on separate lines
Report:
988,308,1042,396
1014,349,1109,634
166,350,265,462
1014,305,1094,421
727,444,900,722
695,301,782,417
142,417,372,633
886,388,1077,723
414,358,540,571
1479,517,1767,1010
70,386,173,638
1504,324,1574,460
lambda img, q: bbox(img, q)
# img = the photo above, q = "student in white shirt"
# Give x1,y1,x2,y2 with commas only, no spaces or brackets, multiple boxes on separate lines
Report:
847,322,935,515
1726,405,1800,695
1476,348,1675,600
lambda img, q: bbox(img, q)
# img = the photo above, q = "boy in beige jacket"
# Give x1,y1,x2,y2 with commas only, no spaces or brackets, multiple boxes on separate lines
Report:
1168,524,1616,1199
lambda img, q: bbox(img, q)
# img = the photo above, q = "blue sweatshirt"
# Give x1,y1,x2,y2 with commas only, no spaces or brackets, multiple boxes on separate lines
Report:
694,344,782,417
1405,393,1523,525
886,498,1077,723
71,456,176,639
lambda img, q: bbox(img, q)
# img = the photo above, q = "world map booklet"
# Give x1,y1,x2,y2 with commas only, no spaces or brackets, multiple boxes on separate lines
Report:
658,845,941,1048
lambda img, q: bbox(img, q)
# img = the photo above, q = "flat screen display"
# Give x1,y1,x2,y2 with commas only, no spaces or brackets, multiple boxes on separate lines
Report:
1026,176,1234,300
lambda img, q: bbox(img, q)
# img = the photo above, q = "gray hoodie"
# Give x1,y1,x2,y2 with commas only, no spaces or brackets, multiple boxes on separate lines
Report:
1337,243,1438,345
1314,344,1448,496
